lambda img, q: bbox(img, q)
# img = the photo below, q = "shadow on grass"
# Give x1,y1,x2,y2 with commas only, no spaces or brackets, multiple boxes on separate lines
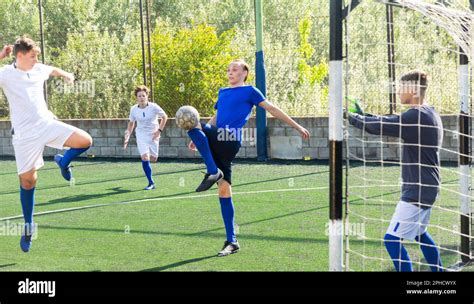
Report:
0,166,204,196
39,224,339,244
38,205,379,247
37,187,143,206
1,170,325,215
0,160,107,177
140,255,216,272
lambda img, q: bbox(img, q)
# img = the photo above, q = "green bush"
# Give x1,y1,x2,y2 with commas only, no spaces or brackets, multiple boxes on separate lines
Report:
130,21,244,117
48,25,140,118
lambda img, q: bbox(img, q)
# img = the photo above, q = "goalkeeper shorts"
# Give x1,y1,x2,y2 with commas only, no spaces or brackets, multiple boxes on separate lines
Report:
386,201,432,240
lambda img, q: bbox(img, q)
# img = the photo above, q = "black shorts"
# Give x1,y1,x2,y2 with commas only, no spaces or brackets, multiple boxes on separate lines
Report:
201,123,241,185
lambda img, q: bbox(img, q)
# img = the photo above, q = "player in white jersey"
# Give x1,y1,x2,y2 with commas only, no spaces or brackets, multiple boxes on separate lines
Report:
0,37,92,253
124,85,167,190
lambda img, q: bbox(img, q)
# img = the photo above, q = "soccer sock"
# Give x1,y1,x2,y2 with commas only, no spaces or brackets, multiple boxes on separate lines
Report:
219,197,237,243
20,187,35,235
141,160,154,186
187,128,218,175
384,233,413,272
415,232,443,272
60,147,89,167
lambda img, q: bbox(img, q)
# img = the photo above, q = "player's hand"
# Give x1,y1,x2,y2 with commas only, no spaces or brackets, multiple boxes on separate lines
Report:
346,96,364,115
63,72,75,84
0,45,13,59
188,140,197,152
297,126,310,140
124,130,131,149
153,130,161,141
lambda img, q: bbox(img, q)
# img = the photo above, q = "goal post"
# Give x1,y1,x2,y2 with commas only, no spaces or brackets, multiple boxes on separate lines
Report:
330,0,474,271
329,0,345,272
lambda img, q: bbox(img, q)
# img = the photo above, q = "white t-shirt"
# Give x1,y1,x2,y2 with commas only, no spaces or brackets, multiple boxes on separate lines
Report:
129,102,166,139
0,63,55,134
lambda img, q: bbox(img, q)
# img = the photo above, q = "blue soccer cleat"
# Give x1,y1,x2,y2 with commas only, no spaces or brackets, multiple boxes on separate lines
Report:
20,234,32,253
144,184,156,190
54,154,73,181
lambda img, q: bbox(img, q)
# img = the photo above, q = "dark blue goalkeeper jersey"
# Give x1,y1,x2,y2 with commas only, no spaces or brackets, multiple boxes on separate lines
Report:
349,105,443,209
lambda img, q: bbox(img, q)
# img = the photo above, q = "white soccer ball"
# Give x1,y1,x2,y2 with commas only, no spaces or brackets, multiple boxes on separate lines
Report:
175,105,200,130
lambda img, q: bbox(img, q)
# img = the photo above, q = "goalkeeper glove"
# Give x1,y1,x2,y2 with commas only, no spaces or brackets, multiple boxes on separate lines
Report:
346,96,364,115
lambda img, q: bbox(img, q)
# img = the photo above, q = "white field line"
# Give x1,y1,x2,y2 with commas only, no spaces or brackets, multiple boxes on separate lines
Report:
0,186,327,222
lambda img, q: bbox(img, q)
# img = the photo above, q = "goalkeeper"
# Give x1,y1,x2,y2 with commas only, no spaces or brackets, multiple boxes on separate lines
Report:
347,70,444,272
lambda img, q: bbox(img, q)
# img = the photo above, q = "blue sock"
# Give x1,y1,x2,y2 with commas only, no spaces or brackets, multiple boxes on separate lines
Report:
20,187,35,233
219,197,236,243
416,232,443,272
384,233,413,272
187,128,218,174
60,147,89,167
141,160,154,186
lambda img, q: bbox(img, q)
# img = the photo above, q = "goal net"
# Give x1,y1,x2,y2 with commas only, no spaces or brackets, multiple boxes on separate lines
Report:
342,0,473,271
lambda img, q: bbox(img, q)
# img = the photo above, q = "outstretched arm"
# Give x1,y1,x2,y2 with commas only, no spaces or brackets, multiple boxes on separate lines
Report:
50,67,74,84
0,45,13,61
348,113,402,138
258,100,310,140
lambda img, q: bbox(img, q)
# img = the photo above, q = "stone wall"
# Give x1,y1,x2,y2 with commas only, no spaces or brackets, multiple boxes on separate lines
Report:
0,116,460,162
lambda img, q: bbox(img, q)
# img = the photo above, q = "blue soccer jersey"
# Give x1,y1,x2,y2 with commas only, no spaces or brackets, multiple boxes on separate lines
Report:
214,85,266,132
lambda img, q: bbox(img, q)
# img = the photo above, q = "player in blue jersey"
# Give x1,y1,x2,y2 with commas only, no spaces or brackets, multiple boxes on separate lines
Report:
183,59,310,256
348,70,444,271
0,38,92,252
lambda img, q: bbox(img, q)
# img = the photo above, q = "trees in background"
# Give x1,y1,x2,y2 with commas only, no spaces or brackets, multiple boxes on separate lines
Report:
1,0,456,118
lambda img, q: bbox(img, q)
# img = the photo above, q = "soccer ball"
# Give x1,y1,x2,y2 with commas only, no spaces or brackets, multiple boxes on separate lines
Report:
175,106,200,130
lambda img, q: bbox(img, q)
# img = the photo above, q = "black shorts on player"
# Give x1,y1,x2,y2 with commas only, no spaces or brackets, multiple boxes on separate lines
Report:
201,122,241,185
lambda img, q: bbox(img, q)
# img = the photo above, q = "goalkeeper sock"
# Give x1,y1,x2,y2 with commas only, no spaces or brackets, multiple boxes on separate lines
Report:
219,197,237,243
384,233,413,272
141,160,154,185
187,128,218,175
60,147,89,167
20,187,35,230
416,232,443,272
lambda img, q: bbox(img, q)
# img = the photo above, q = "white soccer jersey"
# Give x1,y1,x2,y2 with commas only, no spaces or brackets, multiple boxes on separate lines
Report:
129,102,166,138
0,63,55,135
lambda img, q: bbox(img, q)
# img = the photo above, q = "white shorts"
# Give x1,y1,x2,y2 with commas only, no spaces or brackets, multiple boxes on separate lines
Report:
12,120,77,175
137,135,159,158
386,201,432,240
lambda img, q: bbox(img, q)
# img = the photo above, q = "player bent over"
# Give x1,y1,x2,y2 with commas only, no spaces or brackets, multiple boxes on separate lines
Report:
179,59,310,256
348,70,444,272
0,37,92,253
124,85,168,190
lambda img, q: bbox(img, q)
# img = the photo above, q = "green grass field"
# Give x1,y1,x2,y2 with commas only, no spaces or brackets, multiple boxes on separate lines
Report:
0,158,471,271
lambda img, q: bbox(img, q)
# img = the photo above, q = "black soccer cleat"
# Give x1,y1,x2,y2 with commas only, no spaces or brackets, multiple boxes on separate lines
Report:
195,168,223,192
217,240,240,257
